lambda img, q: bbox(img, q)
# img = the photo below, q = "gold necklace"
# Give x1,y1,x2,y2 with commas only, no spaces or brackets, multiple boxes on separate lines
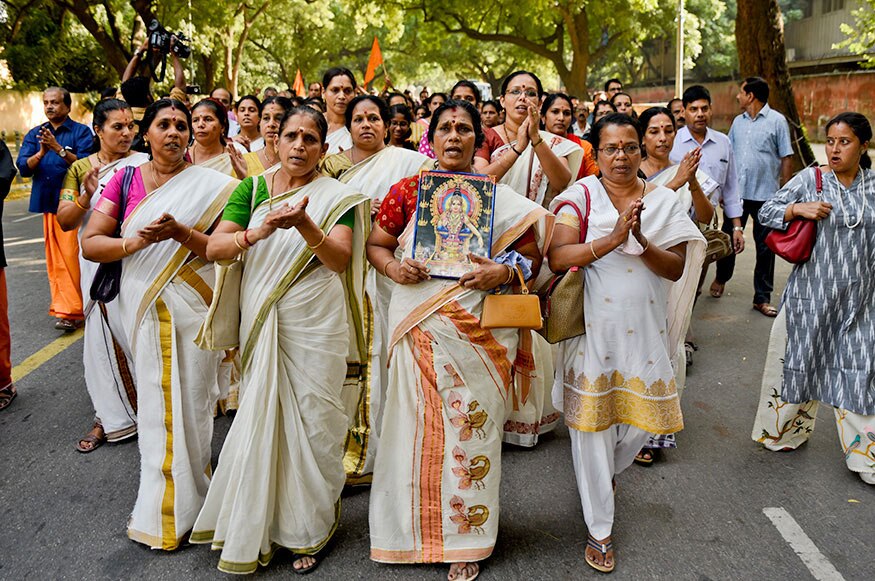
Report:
149,160,186,190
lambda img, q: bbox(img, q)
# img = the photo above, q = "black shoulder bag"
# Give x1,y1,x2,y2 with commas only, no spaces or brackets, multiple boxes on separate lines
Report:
90,166,136,303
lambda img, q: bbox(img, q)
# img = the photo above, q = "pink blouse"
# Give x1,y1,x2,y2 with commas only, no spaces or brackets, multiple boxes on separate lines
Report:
94,167,149,221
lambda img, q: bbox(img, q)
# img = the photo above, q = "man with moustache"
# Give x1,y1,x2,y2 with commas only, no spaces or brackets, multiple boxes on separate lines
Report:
16,87,92,331
716,77,793,317
671,85,745,261
668,98,685,127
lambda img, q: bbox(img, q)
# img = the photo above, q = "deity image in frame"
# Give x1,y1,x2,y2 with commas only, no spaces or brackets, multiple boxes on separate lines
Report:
412,170,496,279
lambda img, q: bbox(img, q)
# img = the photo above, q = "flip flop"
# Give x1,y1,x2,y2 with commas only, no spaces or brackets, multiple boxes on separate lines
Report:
585,535,615,573
633,448,654,466
0,383,16,411
709,281,725,298
291,553,321,575
76,421,106,453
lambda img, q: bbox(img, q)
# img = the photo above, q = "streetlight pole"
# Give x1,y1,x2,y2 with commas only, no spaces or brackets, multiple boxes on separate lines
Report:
676,0,685,97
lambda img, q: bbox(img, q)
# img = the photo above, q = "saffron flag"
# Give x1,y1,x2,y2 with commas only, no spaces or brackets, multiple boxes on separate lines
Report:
292,69,306,97
363,36,383,86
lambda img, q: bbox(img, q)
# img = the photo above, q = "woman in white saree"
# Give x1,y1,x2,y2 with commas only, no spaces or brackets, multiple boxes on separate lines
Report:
368,101,550,581
549,114,705,573
191,107,369,575
189,98,247,179
322,67,356,154
635,106,717,464
57,99,148,452
81,99,239,550
321,94,431,483
473,71,583,447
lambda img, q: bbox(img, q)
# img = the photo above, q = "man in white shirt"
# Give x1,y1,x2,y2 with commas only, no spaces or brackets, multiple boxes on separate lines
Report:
670,85,745,265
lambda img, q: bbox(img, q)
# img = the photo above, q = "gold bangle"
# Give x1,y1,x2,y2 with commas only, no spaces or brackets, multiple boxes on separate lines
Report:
533,138,544,148
73,197,90,211
233,231,247,251
121,238,130,256
504,264,515,285
381,259,397,277
181,227,194,244
307,230,327,250
590,242,600,260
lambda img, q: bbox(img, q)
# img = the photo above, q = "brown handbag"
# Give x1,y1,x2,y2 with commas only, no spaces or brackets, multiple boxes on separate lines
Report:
481,266,543,330
536,186,591,344
700,214,733,266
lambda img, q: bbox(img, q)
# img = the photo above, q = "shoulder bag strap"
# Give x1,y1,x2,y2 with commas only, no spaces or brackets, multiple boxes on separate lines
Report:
553,198,586,244
114,165,136,237
814,166,823,194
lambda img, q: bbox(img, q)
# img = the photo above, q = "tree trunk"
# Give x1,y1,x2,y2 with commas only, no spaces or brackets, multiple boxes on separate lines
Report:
201,54,216,93
736,0,816,169
63,0,131,76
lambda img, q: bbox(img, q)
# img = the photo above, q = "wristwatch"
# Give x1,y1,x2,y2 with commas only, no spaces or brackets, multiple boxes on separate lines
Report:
58,147,71,158
733,226,744,232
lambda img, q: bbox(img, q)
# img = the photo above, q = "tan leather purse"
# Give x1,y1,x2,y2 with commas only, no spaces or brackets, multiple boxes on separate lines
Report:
481,266,542,330
536,187,591,344
701,214,733,265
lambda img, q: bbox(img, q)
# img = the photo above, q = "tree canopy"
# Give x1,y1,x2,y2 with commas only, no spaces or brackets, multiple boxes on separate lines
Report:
0,0,742,96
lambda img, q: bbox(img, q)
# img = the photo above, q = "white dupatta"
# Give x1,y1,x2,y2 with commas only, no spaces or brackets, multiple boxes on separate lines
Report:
117,165,238,345
492,130,583,205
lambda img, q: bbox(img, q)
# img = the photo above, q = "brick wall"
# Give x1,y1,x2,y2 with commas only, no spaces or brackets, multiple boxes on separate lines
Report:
626,71,875,140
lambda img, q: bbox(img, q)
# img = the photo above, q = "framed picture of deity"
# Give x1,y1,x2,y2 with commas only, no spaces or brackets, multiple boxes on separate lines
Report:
411,170,496,279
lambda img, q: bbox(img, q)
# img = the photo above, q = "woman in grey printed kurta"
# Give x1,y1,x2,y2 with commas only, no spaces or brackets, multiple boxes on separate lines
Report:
751,112,874,485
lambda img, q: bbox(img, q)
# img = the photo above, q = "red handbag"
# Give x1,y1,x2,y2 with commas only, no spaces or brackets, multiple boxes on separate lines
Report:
765,167,821,264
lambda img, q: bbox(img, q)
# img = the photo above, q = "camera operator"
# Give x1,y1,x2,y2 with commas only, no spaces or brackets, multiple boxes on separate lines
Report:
120,38,188,151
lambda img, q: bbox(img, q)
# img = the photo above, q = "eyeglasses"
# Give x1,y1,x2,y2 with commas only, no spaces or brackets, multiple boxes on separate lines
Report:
505,89,538,99
598,144,640,156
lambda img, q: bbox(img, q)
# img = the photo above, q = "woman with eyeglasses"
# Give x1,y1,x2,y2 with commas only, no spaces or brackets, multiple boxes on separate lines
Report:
548,113,705,573
470,71,583,448
474,71,582,208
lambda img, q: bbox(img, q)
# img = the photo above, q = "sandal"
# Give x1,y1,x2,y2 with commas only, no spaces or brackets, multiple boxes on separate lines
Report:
684,341,697,367
291,553,321,575
585,535,615,573
448,562,480,581
753,303,778,317
633,448,654,466
0,383,16,411
76,421,106,453
709,280,725,298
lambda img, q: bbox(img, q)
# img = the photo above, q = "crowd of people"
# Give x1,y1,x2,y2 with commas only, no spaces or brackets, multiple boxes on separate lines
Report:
0,53,872,579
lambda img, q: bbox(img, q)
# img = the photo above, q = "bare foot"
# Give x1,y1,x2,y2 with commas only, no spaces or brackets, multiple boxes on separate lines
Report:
448,561,480,581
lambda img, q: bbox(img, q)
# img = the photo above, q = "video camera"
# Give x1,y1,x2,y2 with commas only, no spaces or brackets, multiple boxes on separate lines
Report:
145,18,192,82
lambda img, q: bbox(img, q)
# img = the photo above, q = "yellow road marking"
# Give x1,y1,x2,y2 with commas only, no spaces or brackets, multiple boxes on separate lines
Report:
12,328,84,382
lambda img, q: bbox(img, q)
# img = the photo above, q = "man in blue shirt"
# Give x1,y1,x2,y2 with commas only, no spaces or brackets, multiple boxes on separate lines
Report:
717,78,794,317
16,87,93,331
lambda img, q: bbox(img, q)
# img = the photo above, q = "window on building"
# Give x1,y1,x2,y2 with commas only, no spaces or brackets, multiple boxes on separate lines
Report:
823,0,846,13
799,0,813,18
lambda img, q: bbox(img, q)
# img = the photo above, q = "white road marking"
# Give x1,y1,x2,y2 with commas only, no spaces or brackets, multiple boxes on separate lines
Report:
4,236,44,247
763,507,845,581
12,214,41,223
